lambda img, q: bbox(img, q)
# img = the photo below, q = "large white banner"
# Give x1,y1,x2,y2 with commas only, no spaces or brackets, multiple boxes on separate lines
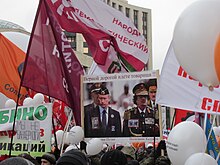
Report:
0,103,52,156
156,43,220,115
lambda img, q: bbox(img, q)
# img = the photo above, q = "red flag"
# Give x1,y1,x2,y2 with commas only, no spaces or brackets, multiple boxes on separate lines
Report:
52,99,68,131
47,0,148,72
21,0,84,125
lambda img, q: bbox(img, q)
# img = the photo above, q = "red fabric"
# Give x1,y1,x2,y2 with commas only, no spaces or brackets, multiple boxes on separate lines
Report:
174,108,195,125
21,0,83,125
47,0,145,71
52,100,68,132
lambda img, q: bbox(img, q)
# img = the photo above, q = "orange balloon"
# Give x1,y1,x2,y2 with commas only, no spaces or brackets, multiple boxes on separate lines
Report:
216,136,220,148
215,35,220,81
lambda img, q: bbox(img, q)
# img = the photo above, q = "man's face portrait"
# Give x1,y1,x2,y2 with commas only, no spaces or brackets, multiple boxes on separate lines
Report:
98,94,110,108
148,85,157,102
136,95,147,108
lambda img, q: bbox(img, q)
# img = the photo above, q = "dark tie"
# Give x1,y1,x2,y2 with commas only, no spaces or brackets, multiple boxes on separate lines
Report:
141,111,145,117
102,109,107,130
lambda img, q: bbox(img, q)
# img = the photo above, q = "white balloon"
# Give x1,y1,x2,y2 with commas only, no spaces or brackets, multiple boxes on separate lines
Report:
64,145,78,152
217,126,220,135
173,0,220,87
67,126,84,145
86,138,103,156
55,130,64,145
51,137,55,145
33,93,44,105
0,93,10,109
166,121,207,165
5,99,16,108
213,127,220,137
23,97,33,106
184,153,217,165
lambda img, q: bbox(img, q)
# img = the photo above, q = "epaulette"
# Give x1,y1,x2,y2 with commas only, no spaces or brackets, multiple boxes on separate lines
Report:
124,108,132,120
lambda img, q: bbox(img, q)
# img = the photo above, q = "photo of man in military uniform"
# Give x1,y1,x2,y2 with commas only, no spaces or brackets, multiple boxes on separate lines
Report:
122,82,159,137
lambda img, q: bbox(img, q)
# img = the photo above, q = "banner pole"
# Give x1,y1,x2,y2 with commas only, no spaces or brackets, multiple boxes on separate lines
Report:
8,84,22,157
170,109,176,129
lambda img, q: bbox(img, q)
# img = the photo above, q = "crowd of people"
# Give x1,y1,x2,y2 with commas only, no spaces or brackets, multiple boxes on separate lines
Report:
84,79,160,138
0,140,170,165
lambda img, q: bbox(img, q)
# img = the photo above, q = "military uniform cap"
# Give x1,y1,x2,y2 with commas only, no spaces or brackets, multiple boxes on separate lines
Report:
133,83,148,96
98,86,109,95
90,83,102,93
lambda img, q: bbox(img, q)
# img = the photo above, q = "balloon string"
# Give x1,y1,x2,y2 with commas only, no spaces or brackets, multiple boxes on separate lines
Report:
204,113,218,161
216,152,220,162
207,115,216,142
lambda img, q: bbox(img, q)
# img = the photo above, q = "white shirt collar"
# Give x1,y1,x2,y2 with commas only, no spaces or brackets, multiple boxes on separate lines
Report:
138,108,146,114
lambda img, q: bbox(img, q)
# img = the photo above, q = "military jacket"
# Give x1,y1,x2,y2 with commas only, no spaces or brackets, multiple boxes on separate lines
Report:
123,107,159,137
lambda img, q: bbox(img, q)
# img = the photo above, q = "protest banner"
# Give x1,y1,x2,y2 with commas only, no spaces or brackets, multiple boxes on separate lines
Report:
156,43,220,115
82,71,161,144
0,103,52,156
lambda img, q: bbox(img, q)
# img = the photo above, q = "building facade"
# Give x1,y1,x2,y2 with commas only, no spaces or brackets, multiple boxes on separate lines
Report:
66,0,152,70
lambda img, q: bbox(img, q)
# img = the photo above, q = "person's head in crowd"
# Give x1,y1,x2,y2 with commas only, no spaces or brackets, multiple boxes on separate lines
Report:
18,153,40,165
146,79,157,102
155,156,171,165
98,86,110,109
0,157,34,165
132,83,148,109
89,83,102,105
80,141,87,154
41,152,56,165
100,149,127,165
147,143,153,150
126,160,140,165
56,149,89,165
120,146,136,161
146,143,154,155
155,140,167,157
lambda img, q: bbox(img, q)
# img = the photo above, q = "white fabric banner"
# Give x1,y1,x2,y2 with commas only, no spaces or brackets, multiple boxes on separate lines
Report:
71,0,148,64
156,43,220,115
0,103,52,156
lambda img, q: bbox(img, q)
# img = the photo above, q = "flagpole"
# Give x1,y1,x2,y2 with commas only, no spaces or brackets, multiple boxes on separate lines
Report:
8,0,43,157
206,114,216,146
60,110,73,155
8,84,23,157
170,109,176,129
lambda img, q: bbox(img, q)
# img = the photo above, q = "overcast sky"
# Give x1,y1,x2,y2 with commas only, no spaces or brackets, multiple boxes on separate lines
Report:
0,0,198,71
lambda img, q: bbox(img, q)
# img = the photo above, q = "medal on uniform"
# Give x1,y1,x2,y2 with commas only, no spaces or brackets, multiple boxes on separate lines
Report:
128,119,139,128
91,117,99,129
145,118,154,124
111,126,115,132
